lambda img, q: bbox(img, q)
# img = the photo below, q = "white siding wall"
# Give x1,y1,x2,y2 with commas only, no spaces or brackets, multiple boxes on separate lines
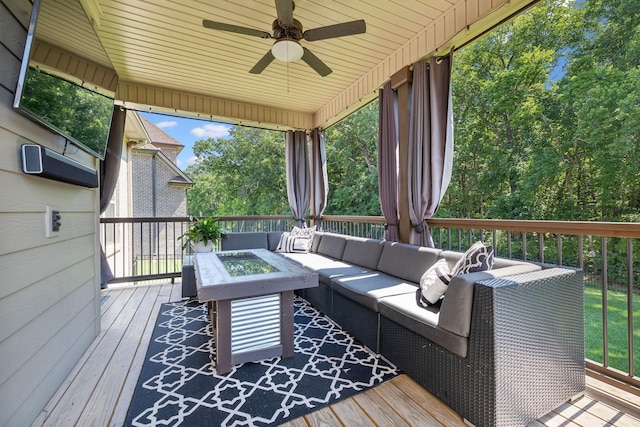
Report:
0,1,101,425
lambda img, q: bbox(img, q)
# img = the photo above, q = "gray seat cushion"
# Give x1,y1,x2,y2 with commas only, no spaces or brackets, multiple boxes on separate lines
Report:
379,292,468,358
282,252,370,286
331,272,418,312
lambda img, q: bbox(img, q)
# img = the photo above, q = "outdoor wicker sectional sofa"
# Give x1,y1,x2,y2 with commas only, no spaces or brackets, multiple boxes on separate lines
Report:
218,231,586,426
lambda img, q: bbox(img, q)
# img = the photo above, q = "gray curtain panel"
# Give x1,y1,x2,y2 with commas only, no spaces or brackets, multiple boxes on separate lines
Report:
407,54,454,247
100,106,126,287
310,128,328,230
377,81,400,242
285,130,311,228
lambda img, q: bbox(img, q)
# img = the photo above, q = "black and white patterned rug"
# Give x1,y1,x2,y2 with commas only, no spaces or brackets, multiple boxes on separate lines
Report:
125,298,398,426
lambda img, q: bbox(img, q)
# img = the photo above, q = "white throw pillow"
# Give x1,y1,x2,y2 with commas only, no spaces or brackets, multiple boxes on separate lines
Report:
417,258,453,307
276,232,312,253
275,232,291,253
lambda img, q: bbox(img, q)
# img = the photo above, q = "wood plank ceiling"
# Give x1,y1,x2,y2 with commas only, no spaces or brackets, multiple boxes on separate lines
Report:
29,0,539,131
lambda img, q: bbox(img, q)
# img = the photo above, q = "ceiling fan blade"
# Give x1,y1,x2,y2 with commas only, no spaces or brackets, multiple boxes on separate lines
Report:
249,50,276,74
303,20,366,41
301,48,332,77
203,20,271,39
274,0,293,28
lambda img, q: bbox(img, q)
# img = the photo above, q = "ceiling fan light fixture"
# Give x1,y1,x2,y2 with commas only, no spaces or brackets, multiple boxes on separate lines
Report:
271,39,303,62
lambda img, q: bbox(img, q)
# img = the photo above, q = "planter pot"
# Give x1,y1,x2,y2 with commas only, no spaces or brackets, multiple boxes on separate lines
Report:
191,241,214,253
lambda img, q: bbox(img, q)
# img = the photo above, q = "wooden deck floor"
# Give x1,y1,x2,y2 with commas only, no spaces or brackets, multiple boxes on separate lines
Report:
32,281,639,427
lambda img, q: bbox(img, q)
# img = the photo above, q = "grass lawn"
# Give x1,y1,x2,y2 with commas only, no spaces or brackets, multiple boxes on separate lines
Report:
134,259,183,275
584,286,639,373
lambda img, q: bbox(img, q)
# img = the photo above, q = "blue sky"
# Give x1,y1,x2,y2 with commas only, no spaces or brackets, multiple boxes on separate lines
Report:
140,111,232,171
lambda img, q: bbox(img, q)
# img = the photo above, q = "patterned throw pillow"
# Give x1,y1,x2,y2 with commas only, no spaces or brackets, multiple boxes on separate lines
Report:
452,241,495,275
276,227,315,254
290,225,316,239
417,258,453,307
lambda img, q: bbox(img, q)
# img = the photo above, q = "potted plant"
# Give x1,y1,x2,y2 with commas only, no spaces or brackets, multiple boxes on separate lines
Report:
179,217,226,252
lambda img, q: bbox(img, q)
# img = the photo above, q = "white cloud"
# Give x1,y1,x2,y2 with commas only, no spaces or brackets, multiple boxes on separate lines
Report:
178,156,200,169
191,123,230,138
155,120,178,129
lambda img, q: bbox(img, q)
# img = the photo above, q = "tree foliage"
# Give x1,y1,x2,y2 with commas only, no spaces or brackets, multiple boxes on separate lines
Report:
441,0,640,222
186,102,380,217
324,101,380,215
186,126,289,216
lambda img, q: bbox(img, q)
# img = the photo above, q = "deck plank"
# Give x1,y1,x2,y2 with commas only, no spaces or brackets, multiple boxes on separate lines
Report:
537,410,583,427
31,282,639,427
76,284,166,426
29,286,135,426
330,397,376,426
37,286,152,426
586,375,640,420
389,375,466,426
109,283,176,426
553,400,610,426
100,286,137,331
305,406,342,426
279,417,310,427
372,380,442,426
353,388,410,426
570,395,640,427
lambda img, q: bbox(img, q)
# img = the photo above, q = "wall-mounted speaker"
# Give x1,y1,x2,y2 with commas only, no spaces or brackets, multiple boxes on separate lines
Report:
21,144,99,188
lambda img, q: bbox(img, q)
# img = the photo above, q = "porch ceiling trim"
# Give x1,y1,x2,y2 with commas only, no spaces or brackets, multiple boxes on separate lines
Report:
116,81,314,132
30,40,118,95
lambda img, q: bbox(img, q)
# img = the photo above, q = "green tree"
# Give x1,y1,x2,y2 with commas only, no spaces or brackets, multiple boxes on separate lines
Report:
443,0,583,220
324,101,380,215
554,0,640,220
186,126,289,216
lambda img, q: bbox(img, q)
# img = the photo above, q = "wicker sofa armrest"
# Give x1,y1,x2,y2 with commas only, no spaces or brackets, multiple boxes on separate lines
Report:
472,266,585,425
439,263,542,337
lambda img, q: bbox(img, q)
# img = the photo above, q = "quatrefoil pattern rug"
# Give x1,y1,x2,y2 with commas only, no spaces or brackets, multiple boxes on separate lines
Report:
125,298,398,426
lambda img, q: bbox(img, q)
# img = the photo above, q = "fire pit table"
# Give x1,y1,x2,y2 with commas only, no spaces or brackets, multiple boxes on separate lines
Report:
194,249,318,374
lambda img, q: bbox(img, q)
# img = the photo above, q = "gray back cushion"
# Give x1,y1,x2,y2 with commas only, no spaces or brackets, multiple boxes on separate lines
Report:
310,232,323,253
440,250,464,270
221,232,268,251
267,231,285,251
440,249,534,270
377,242,442,283
316,233,348,259
341,237,385,270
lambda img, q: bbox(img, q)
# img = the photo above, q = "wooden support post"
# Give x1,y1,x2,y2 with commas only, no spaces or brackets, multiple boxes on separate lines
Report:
391,66,413,243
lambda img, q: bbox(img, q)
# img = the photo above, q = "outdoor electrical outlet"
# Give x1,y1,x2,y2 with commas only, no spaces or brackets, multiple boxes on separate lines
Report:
52,210,61,231
45,206,61,237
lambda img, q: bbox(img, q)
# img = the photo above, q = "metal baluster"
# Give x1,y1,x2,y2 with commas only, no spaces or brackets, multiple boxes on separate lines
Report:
602,237,609,368
626,238,634,377
557,234,563,266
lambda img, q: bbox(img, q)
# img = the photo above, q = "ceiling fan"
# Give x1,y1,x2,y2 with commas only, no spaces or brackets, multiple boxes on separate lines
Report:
202,0,366,77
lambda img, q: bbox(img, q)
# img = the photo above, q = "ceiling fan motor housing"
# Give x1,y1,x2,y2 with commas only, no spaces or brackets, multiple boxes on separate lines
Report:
272,18,303,39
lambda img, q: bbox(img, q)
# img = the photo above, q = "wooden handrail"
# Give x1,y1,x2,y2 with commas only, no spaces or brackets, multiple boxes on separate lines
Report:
319,215,640,239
